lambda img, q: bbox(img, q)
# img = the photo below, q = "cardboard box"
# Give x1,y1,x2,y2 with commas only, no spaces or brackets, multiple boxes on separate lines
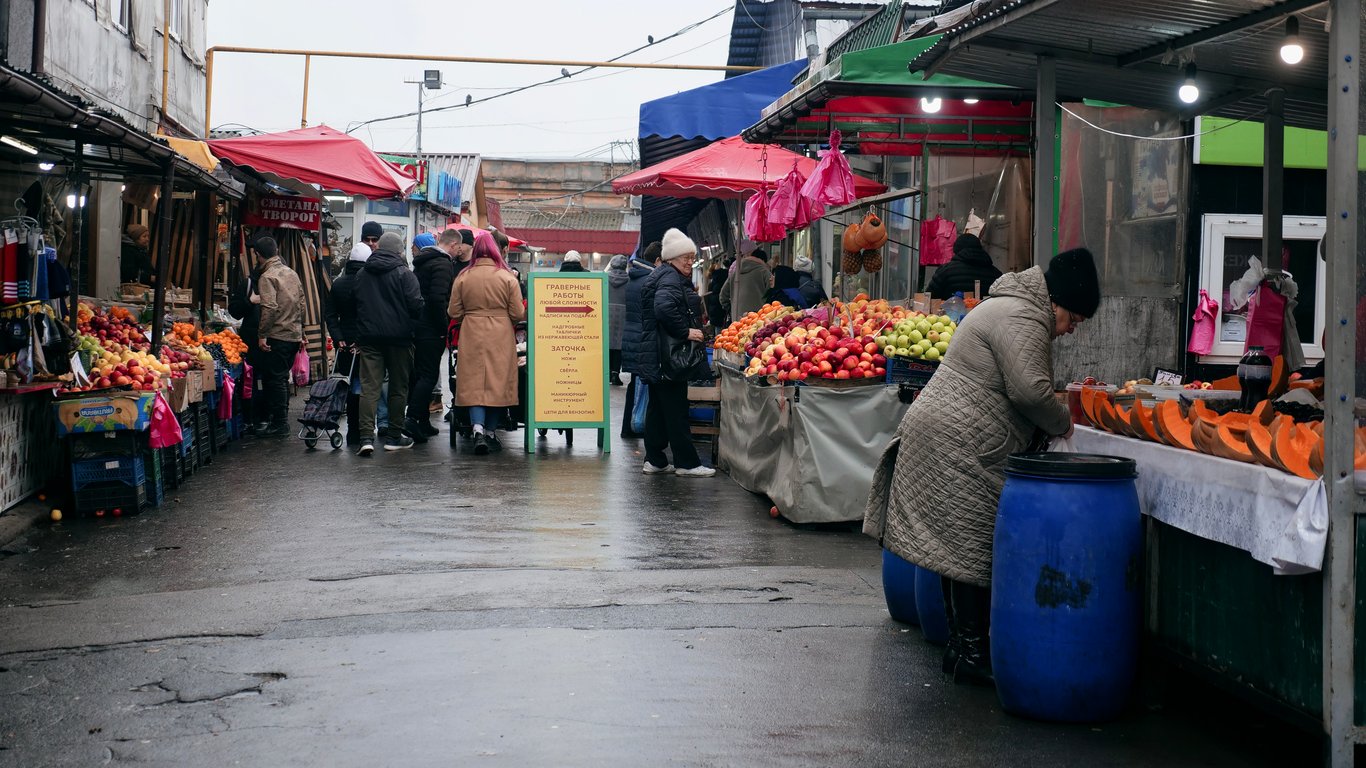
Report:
203,366,219,392
186,370,204,404
167,377,191,413
55,392,155,435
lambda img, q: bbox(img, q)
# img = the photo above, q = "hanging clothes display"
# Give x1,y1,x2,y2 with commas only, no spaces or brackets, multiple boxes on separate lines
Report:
799,130,858,210
2,228,17,303
919,215,957,266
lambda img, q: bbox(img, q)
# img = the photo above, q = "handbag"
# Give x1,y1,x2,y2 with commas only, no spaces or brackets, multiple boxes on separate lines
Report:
659,332,705,382
631,377,649,434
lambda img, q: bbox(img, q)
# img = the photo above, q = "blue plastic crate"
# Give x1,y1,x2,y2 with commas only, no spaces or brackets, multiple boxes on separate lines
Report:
204,390,220,411
72,456,145,490
73,480,147,517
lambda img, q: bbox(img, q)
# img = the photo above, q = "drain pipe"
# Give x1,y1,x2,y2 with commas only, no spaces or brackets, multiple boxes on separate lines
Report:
31,0,47,75
160,0,171,126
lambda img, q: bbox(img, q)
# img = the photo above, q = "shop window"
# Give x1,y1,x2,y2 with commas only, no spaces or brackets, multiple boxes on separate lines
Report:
114,0,132,32
367,199,409,218
1198,214,1326,363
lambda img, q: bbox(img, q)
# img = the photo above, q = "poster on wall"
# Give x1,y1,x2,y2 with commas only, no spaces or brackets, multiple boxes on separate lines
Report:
1129,134,1181,220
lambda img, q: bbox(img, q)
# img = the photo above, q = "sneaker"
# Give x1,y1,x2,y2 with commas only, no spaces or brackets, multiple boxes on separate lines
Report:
485,433,503,453
675,465,716,478
384,435,415,451
263,423,290,438
357,440,375,457
473,433,489,455
420,421,440,437
642,461,674,475
610,373,623,386
403,418,430,444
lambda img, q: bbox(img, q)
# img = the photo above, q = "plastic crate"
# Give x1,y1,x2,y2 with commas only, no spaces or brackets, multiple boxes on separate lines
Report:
68,431,143,459
143,449,164,507
161,445,184,489
886,357,940,387
72,456,145,490
195,405,212,466
212,416,229,451
204,390,220,412
73,480,147,517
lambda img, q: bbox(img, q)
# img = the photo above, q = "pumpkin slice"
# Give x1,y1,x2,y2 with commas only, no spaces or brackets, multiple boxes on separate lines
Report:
1079,387,1101,428
1246,416,1284,471
1191,417,1222,456
1112,404,1137,438
1216,422,1257,463
1271,418,1321,480
1129,402,1161,442
1307,428,1366,474
1217,412,1252,436
1094,397,1122,434
1188,399,1217,424
1269,356,1290,399
1251,400,1276,427
1210,374,1241,391
1155,400,1196,451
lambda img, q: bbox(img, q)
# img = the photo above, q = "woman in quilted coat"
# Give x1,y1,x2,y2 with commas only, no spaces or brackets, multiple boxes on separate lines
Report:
865,248,1100,686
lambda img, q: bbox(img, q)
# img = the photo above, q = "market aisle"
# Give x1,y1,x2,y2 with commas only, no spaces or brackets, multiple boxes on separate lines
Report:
0,385,1317,766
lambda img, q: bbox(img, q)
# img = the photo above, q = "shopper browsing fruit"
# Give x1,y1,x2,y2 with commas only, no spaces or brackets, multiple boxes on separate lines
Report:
865,248,1100,686
251,236,305,438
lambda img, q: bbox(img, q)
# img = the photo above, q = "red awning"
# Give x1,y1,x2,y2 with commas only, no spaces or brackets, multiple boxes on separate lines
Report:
611,136,886,200
207,125,416,199
506,228,639,255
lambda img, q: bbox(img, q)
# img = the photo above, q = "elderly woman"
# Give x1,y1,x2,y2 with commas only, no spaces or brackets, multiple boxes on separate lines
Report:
638,228,714,478
448,229,526,455
865,248,1100,685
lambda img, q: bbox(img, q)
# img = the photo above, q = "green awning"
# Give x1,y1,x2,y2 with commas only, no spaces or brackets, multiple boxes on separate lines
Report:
837,37,1011,90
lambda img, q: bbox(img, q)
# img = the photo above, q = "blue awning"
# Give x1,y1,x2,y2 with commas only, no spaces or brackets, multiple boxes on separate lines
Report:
638,59,807,140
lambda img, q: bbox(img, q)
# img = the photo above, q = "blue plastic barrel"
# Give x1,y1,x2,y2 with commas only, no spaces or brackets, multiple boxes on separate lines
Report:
991,452,1141,722
881,549,920,625
914,566,949,646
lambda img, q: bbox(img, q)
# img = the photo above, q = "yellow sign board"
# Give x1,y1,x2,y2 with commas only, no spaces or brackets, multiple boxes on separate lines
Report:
525,273,611,453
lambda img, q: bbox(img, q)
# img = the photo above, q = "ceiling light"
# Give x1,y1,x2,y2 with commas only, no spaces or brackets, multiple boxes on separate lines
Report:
1280,16,1304,64
1,135,39,155
1178,63,1200,104
66,194,77,209
920,97,943,113
963,98,980,105
37,162,54,171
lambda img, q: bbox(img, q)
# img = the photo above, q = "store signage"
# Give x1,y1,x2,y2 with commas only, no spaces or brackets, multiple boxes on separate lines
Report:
378,154,427,194
525,273,611,453
244,193,321,231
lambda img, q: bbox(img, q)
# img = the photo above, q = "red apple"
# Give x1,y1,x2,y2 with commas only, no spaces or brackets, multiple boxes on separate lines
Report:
842,356,860,371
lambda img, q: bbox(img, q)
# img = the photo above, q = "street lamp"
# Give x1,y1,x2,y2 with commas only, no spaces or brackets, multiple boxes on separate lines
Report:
404,70,444,160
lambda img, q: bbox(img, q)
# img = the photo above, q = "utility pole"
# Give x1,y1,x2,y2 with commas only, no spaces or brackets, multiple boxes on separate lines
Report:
402,69,443,163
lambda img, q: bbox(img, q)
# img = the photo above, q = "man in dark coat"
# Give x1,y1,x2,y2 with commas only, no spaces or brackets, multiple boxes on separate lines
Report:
340,232,423,455
619,242,660,438
228,259,266,432
405,230,458,441
793,255,828,307
927,234,1003,300
324,242,371,446
704,258,731,330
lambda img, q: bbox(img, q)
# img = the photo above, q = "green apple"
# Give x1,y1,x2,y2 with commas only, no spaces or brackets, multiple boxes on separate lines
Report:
895,346,910,357
931,322,946,333
908,343,925,357
940,331,953,344
934,341,949,354
877,336,890,349
908,329,924,344
926,330,940,343
897,334,911,347
924,347,941,361
916,320,932,335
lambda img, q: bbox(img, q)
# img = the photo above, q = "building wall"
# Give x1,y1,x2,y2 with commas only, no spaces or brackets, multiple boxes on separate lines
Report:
481,158,635,213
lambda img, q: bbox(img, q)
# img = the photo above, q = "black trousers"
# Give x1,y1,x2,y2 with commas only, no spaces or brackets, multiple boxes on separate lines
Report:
258,338,300,428
407,337,446,422
609,349,622,376
644,379,700,470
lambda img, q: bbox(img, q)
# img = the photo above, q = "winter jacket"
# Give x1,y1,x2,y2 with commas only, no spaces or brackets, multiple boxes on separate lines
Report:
607,258,629,351
559,261,590,273
864,267,1071,588
719,257,772,319
257,257,305,343
325,260,365,344
638,263,704,384
705,268,728,327
926,234,1003,300
353,249,424,346
621,259,656,375
411,246,456,340
763,286,809,310
120,236,154,285
228,266,264,346
795,270,828,307
447,259,526,407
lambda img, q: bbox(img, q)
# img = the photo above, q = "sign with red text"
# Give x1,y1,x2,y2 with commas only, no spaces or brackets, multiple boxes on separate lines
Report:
244,193,322,231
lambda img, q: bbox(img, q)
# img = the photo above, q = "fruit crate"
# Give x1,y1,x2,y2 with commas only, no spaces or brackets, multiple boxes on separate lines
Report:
228,411,245,441
886,356,940,387
160,445,184,489
143,448,163,507
193,403,212,466
73,480,147,517
68,430,144,459
211,413,229,452
71,455,145,491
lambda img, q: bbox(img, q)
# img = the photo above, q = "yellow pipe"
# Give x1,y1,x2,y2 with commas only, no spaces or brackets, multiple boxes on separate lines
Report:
204,45,762,136
300,54,311,129
161,0,171,124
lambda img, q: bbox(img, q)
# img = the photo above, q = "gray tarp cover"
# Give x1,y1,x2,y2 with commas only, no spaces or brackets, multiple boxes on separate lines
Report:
718,365,908,523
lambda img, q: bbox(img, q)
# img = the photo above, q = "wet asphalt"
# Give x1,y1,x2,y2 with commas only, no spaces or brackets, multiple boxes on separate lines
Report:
0,381,1320,766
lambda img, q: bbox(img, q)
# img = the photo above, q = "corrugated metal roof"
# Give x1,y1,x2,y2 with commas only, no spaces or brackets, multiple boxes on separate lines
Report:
499,208,633,231
824,1,905,62
908,0,1331,130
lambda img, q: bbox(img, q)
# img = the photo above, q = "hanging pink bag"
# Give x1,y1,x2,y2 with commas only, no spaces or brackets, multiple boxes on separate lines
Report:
291,346,311,387
242,362,254,400
1244,280,1287,358
744,189,787,243
217,373,235,420
799,130,857,208
768,163,820,229
148,391,184,449
1187,289,1220,355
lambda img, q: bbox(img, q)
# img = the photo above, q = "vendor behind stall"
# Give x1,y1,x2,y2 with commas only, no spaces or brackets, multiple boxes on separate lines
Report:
120,224,154,285
865,248,1100,686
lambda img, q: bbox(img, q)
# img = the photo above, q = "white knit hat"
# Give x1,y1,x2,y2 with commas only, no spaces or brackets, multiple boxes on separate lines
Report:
660,228,696,261
793,255,813,273
563,250,582,263
348,243,372,263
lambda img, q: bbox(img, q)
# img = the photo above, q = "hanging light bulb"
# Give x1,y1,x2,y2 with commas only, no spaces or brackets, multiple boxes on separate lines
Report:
1178,63,1200,104
920,96,943,113
1280,16,1304,64
963,97,980,105
66,193,77,209
37,162,54,171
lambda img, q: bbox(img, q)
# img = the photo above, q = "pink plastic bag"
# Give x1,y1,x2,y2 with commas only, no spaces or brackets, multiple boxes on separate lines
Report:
218,374,235,420
768,163,821,229
291,346,310,387
242,362,254,400
1244,280,1287,358
148,391,184,449
1187,289,1220,355
799,130,857,208
744,189,787,243
919,216,957,266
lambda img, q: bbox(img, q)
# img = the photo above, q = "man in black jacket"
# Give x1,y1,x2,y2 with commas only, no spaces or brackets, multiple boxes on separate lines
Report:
326,242,371,446
228,259,266,432
342,232,424,455
926,233,1002,300
405,230,457,441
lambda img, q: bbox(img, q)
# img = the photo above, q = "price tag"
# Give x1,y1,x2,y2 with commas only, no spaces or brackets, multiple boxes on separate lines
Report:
1152,368,1183,386
104,460,120,470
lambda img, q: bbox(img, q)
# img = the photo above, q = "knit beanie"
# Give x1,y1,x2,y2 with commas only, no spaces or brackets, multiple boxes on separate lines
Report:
413,232,437,249
376,232,405,255
126,223,149,241
361,221,384,240
348,243,372,263
660,228,696,261
459,229,476,246
563,250,582,263
1044,248,1101,318
793,255,813,273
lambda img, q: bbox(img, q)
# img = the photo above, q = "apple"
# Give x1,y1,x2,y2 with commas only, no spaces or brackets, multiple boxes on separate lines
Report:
864,342,879,354
842,356,860,371
895,347,910,357
908,330,924,344
872,354,887,366
934,341,949,354
834,369,850,379
897,335,911,347
924,347,942,361
874,367,886,376
859,352,873,363
834,348,850,360
909,344,925,357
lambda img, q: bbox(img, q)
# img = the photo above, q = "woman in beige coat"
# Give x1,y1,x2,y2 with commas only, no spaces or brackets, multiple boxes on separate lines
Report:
448,230,526,454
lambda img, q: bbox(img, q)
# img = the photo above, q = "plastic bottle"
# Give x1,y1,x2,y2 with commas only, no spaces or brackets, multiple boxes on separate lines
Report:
942,292,967,323
1237,345,1272,411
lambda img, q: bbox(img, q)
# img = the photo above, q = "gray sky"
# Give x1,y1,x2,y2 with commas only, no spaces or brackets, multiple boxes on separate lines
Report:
206,1,738,160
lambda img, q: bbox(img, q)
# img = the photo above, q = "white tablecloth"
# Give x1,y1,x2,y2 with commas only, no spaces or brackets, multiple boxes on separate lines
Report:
1059,427,1327,575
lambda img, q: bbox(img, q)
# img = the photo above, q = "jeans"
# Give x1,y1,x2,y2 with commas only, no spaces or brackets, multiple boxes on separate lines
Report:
644,379,700,470
259,338,300,428
407,337,446,422
359,344,413,440
469,405,500,433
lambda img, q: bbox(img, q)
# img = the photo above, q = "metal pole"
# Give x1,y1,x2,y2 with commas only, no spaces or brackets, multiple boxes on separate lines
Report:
194,192,211,323
1033,56,1057,267
416,81,423,159
150,161,176,348
204,48,214,137
1262,88,1286,273
160,0,171,125
68,141,82,330
1322,2,1360,764
300,54,311,129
